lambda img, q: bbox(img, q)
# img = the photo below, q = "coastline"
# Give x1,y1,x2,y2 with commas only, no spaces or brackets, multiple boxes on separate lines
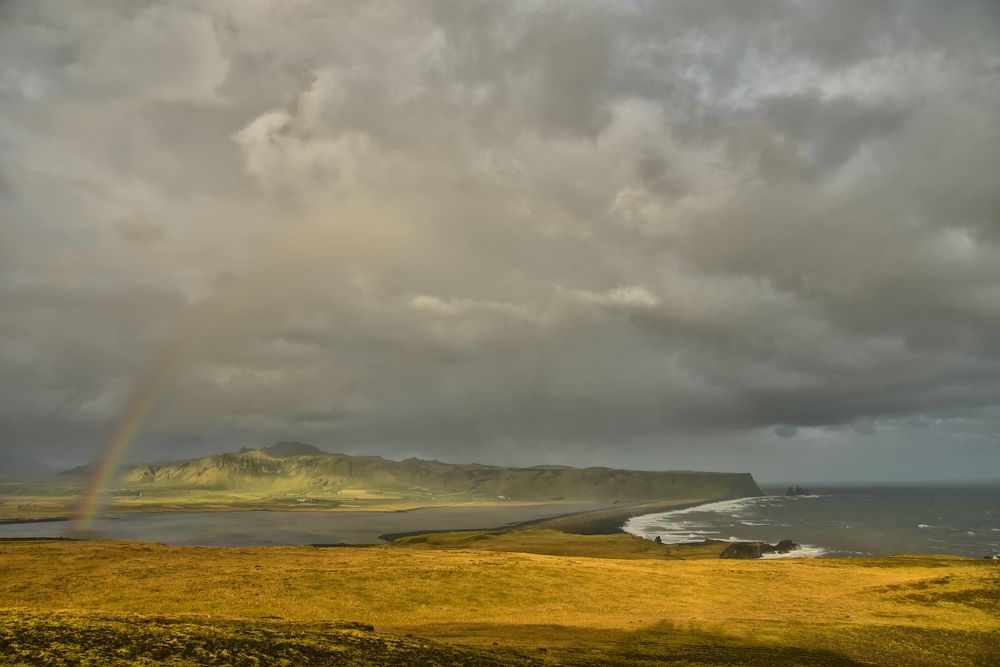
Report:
0,498,608,525
378,496,738,541
0,516,73,526
0,497,738,547
524,497,723,535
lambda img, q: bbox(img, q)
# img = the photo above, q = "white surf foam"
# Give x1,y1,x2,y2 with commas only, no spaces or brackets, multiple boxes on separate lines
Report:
624,497,769,539
761,544,826,559
623,495,826,558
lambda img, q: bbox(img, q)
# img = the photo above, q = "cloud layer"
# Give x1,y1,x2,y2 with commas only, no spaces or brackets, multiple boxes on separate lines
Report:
2,0,999,481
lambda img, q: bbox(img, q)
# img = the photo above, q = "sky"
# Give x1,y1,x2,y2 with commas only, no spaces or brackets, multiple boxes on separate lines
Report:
2,0,1000,483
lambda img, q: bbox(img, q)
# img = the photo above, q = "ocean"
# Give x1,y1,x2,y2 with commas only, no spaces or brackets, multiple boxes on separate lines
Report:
624,485,1000,559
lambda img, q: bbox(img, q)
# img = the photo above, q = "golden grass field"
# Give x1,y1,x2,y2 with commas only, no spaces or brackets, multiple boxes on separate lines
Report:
1,533,997,666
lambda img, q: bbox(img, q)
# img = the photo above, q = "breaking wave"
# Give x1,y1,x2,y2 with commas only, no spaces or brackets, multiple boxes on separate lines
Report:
623,495,826,558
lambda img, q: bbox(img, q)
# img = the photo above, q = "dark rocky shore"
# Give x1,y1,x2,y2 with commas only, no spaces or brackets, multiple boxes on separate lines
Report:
719,539,801,559
669,538,803,559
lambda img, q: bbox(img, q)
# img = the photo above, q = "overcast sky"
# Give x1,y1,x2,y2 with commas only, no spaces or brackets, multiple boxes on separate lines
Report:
2,1,1000,483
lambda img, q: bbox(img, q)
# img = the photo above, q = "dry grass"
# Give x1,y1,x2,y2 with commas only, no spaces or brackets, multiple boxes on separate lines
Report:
1,539,997,665
392,528,731,559
0,610,536,666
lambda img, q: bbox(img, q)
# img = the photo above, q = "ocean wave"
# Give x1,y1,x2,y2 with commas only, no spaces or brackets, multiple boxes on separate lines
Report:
623,495,831,557
626,501,745,534
721,538,826,558
634,496,766,522
761,545,826,559
625,488,1000,559
624,496,781,543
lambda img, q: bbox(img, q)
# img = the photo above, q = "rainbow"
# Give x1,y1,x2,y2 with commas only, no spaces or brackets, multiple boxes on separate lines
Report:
71,314,214,533
69,223,312,533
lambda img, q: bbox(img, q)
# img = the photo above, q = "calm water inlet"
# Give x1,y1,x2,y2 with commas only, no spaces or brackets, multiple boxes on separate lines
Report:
0,503,607,546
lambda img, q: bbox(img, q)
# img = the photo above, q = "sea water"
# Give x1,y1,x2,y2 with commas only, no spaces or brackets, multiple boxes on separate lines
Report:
624,486,1000,558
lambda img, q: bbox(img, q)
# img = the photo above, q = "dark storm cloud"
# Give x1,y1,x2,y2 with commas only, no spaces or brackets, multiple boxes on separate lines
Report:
1,0,999,481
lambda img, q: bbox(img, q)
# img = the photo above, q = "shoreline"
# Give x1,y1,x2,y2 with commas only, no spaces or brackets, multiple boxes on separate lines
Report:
0,516,73,526
378,496,733,541
0,498,700,528
0,497,736,545
525,497,722,535
0,499,606,525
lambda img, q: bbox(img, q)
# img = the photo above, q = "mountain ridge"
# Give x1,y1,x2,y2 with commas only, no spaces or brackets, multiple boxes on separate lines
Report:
69,442,762,503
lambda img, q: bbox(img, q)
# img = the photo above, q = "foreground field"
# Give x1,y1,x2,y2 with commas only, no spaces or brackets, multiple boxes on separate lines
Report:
1,538,997,665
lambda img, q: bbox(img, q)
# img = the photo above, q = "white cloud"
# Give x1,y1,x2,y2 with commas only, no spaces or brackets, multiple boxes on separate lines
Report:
232,109,376,194
573,286,660,310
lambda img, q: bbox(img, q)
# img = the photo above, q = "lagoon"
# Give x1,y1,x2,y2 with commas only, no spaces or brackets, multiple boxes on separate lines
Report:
0,503,607,546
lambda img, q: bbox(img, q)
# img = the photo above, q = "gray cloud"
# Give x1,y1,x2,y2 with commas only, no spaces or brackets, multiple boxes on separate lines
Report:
1,0,999,482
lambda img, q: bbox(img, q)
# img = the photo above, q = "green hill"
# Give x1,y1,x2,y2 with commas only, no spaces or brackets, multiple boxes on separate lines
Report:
98,442,761,503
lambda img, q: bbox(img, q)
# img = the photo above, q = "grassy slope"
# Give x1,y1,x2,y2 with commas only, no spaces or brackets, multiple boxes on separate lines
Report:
1,539,996,666
126,449,756,492
99,446,762,503
0,611,537,666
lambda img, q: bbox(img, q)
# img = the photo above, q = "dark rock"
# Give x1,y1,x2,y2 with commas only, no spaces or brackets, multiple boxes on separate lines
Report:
773,539,800,553
720,539,800,559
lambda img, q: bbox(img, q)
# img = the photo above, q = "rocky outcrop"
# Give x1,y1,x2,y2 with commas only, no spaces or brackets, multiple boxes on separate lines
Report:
719,540,801,559
774,539,798,553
